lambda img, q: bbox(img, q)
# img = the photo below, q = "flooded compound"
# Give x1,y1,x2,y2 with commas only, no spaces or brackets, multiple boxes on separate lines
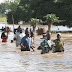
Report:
0,24,72,72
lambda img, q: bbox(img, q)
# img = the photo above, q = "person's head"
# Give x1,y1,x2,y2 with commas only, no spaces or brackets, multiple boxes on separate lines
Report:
2,26,4,29
25,31,30,37
26,28,28,30
18,25,20,28
30,28,31,32
20,29,22,33
46,32,51,40
57,33,61,40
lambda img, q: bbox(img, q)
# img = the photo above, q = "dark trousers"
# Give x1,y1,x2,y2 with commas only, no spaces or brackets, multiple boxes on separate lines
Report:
21,48,30,51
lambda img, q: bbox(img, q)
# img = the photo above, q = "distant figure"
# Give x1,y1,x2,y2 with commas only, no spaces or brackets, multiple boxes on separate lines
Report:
37,27,40,35
53,33,64,53
30,28,32,35
20,31,35,51
14,28,17,34
17,25,21,32
1,32,8,42
15,29,25,47
41,32,52,54
57,26,59,31
14,26,22,34
25,28,28,34
0,27,4,31
6,27,10,34
30,28,34,43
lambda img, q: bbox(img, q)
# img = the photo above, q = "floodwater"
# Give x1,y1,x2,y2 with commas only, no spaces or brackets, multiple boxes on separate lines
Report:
0,23,72,72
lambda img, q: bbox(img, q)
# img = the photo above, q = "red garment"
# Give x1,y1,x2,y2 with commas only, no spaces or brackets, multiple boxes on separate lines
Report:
2,37,7,42
21,45,25,49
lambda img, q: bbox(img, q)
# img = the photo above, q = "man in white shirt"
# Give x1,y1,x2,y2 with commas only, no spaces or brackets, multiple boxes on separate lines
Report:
15,29,25,47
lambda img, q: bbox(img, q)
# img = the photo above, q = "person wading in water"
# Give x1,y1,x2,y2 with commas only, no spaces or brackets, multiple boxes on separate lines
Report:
1,32,8,42
20,31,35,51
53,33,64,53
41,32,52,54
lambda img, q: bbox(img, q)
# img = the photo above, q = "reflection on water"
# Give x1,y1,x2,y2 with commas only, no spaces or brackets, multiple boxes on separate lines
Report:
0,23,72,72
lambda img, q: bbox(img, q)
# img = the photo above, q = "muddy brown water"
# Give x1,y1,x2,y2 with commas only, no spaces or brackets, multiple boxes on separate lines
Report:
0,31,72,71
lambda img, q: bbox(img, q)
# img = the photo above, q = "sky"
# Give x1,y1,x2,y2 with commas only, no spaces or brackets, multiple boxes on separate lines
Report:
0,0,5,3
0,0,15,3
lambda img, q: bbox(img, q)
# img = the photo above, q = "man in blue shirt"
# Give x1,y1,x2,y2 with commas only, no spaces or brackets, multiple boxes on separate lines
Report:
20,31,34,51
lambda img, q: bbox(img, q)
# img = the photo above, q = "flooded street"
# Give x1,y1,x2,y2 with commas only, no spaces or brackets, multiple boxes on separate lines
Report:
0,23,72,72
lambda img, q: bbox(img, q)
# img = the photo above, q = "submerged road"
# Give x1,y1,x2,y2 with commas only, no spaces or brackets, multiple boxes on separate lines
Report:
0,31,72,72
0,23,72,72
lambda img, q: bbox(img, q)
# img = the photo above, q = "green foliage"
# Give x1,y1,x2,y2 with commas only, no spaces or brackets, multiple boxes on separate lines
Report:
44,14,59,23
9,2,18,13
0,17,7,22
0,2,9,17
1,0,72,27
30,18,42,27
6,1,20,24
30,18,42,31
31,18,42,24
0,0,20,23
44,14,59,32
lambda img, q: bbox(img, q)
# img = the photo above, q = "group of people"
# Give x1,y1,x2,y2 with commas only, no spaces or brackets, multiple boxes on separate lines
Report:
0,25,64,54
14,26,35,51
14,26,64,54
39,32,64,54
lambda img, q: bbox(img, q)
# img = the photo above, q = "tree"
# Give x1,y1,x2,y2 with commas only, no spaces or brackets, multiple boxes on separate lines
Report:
30,18,42,32
6,1,20,24
4,0,72,28
44,14,59,32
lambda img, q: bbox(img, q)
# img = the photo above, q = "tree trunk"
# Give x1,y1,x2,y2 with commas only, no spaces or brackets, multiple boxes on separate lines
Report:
33,23,36,32
12,14,14,32
48,22,53,32
33,25,35,32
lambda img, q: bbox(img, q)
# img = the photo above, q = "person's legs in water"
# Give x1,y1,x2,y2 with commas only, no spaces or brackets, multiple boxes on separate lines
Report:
45,47,49,53
41,47,46,54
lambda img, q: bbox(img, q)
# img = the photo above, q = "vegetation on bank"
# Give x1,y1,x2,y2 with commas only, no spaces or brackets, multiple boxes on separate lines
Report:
0,17,7,22
0,0,72,28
